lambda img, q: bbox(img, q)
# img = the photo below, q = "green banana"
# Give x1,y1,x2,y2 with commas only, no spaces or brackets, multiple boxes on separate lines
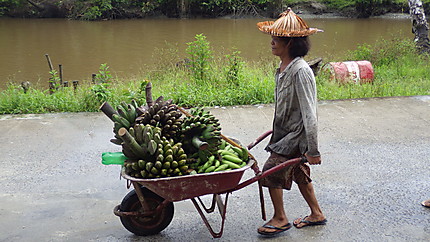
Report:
148,140,157,155
178,159,186,166
204,166,216,173
138,159,146,169
145,162,154,172
221,159,241,169
151,166,160,175
241,147,249,161
231,146,243,158
165,154,173,163
134,124,143,144
129,127,136,139
127,104,137,123
131,99,139,109
163,162,171,169
223,154,243,164
179,165,188,173
161,169,168,176
165,149,173,156
155,161,163,169
112,114,131,129
214,164,229,172
219,150,237,157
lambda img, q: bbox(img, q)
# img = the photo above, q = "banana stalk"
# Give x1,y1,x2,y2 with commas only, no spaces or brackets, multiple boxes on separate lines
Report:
118,127,146,158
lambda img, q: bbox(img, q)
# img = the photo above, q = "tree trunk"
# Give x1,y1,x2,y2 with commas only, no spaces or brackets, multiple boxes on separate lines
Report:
178,0,188,18
408,0,430,53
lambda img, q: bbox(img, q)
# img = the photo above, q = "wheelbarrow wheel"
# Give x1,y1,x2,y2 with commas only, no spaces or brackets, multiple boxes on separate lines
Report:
119,187,174,236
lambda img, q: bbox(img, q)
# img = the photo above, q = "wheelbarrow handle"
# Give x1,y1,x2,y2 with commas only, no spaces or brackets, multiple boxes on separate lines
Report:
228,156,307,193
247,130,273,150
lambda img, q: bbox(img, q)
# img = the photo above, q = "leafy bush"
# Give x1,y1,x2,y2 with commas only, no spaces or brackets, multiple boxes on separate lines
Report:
186,34,213,83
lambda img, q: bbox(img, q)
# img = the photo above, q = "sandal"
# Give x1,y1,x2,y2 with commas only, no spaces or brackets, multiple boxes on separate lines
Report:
293,216,327,229
258,223,292,236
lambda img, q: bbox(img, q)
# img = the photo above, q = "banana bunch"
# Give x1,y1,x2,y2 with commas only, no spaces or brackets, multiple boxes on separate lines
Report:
194,140,249,173
121,124,194,178
110,100,140,145
180,107,222,161
135,96,183,140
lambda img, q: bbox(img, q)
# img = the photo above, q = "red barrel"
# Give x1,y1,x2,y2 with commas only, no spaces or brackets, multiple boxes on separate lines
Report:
325,60,374,84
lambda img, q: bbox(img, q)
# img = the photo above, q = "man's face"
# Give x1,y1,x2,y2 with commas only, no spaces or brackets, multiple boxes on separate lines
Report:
271,36,288,57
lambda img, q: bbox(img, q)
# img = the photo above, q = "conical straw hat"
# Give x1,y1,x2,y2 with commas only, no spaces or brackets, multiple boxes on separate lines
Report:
257,8,323,37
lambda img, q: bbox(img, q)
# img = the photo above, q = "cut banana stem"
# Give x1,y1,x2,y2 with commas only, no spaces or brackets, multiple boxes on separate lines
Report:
118,127,146,157
99,101,118,121
192,136,209,150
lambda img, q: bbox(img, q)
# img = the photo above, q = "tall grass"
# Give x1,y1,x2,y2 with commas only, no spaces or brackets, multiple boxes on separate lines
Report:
0,34,429,115
317,36,430,100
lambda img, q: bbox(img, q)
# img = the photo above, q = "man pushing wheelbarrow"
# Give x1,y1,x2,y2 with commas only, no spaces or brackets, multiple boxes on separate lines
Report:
101,8,327,239
256,8,327,236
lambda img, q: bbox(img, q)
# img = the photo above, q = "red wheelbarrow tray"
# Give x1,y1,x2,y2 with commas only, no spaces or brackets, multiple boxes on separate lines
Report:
120,157,256,202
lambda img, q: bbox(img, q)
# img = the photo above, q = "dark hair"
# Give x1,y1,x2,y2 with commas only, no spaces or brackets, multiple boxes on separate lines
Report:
279,36,311,58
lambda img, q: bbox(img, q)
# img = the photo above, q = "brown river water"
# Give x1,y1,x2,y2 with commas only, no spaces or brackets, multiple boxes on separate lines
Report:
0,16,413,89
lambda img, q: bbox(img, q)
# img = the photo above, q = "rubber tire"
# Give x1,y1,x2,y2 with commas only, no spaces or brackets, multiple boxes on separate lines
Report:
119,187,174,236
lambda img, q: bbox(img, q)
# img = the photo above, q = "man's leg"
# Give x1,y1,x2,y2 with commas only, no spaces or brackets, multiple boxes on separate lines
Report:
294,182,326,228
258,187,289,233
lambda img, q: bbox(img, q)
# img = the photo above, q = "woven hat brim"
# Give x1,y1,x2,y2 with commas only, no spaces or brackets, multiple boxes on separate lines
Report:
257,21,323,37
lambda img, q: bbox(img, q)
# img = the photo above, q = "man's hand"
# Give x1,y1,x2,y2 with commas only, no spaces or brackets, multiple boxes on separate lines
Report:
305,153,321,165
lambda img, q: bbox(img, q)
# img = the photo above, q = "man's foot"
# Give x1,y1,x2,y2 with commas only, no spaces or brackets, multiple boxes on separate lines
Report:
293,215,327,229
258,219,290,236
257,223,292,236
421,199,430,208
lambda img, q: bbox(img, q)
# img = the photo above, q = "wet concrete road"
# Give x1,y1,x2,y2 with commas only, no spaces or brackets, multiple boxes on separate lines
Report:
1,96,429,242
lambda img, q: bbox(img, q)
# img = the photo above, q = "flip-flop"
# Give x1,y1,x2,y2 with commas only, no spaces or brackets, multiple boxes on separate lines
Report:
258,222,292,236
293,216,327,229
421,200,430,208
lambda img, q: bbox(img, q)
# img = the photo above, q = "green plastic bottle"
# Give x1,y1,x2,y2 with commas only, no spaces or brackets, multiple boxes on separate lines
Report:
102,152,127,165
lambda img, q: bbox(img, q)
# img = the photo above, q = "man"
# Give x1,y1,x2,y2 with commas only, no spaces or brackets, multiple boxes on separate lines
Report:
256,8,326,236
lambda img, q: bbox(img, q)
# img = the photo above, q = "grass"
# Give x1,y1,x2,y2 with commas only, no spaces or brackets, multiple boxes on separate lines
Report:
0,35,429,115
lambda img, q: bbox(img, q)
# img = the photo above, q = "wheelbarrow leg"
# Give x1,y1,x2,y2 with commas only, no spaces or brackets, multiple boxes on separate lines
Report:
191,193,230,238
258,181,266,221
132,181,152,212
195,195,217,213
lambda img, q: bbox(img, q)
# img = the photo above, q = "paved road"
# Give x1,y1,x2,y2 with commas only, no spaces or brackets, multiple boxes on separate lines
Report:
1,96,429,242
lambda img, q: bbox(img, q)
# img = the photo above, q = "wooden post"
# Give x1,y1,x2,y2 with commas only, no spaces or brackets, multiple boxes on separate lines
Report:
72,80,79,91
21,81,31,93
45,54,53,71
92,73,97,84
59,64,63,86
408,0,430,53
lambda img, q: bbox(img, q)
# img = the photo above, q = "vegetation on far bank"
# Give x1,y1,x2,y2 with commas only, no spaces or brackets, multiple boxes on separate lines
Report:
0,33,429,115
1,0,430,20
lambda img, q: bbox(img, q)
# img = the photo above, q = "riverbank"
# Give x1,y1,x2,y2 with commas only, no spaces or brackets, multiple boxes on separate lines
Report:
1,35,429,114
1,0,427,20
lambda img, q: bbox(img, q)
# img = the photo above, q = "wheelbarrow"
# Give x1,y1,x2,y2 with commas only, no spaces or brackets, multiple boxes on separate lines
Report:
112,130,306,238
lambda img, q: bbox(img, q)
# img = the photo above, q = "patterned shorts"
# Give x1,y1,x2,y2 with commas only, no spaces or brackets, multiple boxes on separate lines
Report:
260,152,312,190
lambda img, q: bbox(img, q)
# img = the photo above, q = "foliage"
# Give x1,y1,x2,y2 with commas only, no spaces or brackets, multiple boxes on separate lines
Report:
94,63,113,84
0,0,25,16
346,35,417,66
186,34,213,83
91,63,113,102
48,69,61,92
224,49,244,86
